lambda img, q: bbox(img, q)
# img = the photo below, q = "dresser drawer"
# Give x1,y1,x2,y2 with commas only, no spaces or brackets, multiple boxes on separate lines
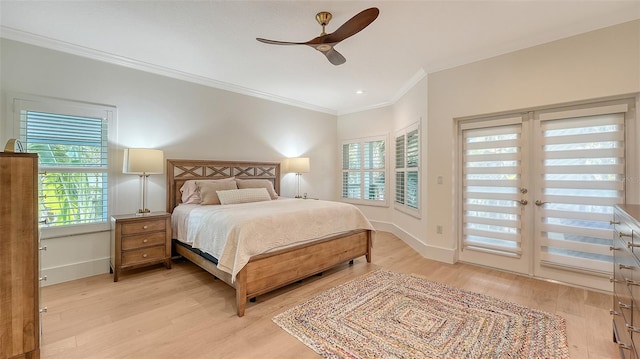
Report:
121,218,166,235
122,232,166,251
614,304,634,354
122,246,165,266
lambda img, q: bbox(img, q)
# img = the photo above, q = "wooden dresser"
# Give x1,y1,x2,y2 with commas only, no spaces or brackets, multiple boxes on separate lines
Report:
0,153,40,359
612,204,640,359
110,212,171,282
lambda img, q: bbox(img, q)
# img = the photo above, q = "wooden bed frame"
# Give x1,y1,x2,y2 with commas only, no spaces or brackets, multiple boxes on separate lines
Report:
166,159,372,317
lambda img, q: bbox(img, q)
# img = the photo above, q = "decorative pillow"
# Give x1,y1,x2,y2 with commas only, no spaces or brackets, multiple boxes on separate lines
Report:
235,178,278,200
197,180,238,205
180,178,235,204
216,188,271,205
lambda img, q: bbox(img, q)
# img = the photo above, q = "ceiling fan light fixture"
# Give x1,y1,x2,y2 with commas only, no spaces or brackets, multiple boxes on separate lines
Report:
316,44,332,52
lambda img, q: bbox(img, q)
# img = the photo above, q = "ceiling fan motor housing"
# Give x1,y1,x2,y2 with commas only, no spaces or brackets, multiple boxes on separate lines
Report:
315,11,332,26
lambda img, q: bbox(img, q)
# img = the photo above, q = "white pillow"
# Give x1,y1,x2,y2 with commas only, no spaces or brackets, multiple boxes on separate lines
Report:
216,188,271,205
235,178,279,200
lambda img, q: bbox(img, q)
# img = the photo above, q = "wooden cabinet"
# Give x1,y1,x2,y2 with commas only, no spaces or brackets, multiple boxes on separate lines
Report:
0,153,40,359
110,212,171,281
612,204,640,359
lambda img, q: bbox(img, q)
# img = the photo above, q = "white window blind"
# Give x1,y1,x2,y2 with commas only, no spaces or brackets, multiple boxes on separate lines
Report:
462,123,523,256
395,123,420,215
15,99,111,228
536,112,625,274
341,136,386,204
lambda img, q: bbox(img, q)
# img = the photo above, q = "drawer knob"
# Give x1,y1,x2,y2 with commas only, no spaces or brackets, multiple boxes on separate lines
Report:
626,278,640,286
610,277,621,283
619,343,632,350
627,324,640,333
39,307,48,313
610,309,621,316
619,301,632,309
611,220,621,225
143,225,149,229
39,245,47,251
39,275,47,282
142,253,148,258
143,239,148,243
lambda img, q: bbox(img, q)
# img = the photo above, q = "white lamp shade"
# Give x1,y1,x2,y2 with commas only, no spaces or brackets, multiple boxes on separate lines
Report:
123,148,164,174
283,157,310,173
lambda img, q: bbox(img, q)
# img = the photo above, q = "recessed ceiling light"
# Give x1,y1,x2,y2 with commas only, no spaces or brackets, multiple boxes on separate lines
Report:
356,90,365,94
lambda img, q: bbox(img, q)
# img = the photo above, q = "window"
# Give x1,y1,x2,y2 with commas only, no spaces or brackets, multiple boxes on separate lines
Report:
341,136,386,205
12,96,114,233
395,123,420,216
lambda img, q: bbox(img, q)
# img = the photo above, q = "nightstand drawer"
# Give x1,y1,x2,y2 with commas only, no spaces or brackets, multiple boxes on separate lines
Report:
121,219,166,235
122,232,166,251
122,246,165,266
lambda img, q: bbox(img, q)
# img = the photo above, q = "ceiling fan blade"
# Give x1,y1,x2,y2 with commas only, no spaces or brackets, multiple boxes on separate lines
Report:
322,47,346,66
256,38,306,46
324,7,379,44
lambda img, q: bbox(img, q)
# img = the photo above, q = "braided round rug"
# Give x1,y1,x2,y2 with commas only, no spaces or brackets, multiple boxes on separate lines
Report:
273,270,569,359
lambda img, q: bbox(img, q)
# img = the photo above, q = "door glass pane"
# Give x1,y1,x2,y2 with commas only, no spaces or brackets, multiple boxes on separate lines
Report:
537,113,624,273
462,124,522,256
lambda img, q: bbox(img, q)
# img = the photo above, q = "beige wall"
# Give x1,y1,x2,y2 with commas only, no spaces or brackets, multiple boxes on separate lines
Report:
428,19,639,257
339,20,640,263
1,38,338,284
2,19,638,284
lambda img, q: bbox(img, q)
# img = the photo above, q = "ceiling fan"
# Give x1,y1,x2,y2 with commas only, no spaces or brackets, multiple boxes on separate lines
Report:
256,7,379,66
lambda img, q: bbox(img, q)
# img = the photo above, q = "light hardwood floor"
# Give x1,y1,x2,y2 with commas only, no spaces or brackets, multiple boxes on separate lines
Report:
41,232,618,359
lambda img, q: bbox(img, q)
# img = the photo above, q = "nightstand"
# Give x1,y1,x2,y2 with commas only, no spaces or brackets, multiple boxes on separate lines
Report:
110,212,171,282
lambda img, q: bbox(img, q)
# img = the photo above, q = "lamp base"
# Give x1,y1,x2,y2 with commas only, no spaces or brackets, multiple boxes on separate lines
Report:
136,208,151,216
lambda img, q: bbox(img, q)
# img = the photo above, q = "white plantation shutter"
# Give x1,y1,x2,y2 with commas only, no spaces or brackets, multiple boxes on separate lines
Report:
395,134,405,205
395,123,420,215
341,137,386,204
536,108,626,274
461,119,524,256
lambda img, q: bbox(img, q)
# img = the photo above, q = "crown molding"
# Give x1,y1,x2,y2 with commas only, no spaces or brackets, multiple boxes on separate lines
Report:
337,68,426,116
0,26,337,115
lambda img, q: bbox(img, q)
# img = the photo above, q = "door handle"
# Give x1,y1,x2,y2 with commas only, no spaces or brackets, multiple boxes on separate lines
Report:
535,200,547,206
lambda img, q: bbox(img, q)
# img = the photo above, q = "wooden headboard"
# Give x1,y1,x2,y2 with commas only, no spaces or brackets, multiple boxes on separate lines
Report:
166,159,281,213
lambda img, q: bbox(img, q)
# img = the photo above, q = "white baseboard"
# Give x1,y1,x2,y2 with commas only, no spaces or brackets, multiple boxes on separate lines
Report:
41,257,111,286
370,220,456,264
39,223,456,286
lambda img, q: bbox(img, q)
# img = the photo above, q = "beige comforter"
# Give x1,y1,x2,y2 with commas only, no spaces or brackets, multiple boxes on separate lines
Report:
179,199,374,281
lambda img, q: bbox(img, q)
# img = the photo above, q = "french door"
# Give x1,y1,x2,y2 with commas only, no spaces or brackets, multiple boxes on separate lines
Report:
459,100,633,290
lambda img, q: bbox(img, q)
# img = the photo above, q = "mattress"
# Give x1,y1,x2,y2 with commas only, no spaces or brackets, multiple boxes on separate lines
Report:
171,198,374,281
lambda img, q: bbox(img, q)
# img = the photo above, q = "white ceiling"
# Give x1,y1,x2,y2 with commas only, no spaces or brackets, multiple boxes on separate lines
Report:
1,1,639,115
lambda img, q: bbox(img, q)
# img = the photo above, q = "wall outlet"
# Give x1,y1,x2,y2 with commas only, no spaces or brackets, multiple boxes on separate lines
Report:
436,225,443,234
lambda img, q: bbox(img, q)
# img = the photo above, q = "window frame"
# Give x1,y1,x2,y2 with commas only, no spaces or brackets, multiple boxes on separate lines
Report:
394,122,421,218
340,134,388,207
9,93,116,238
